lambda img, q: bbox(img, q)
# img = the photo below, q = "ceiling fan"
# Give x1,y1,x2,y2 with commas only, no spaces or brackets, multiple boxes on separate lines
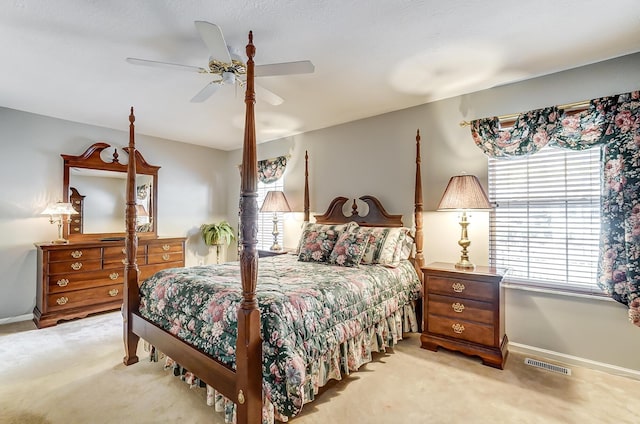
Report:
126,21,314,105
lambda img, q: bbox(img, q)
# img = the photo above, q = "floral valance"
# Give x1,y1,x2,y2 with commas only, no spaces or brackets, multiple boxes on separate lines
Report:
470,90,640,327
258,155,288,184
238,155,289,184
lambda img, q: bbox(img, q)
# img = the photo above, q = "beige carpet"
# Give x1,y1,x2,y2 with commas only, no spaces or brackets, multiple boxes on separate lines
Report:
1,312,637,424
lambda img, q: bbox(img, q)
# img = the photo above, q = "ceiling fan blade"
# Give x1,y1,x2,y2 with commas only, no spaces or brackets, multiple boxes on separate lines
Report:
255,83,284,106
126,57,206,73
190,81,221,103
255,60,315,77
194,21,231,63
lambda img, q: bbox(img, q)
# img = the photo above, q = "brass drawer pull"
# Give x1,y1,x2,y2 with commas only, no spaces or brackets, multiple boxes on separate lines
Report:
73,219,80,223
121,248,126,254
108,289,119,297
162,244,171,251
56,278,69,287
71,250,82,258
109,272,119,280
71,262,82,271
74,227,80,232
121,259,127,265
452,323,465,334
452,302,465,313
74,200,80,204
451,281,465,293
56,296,69,305
162,253,170,261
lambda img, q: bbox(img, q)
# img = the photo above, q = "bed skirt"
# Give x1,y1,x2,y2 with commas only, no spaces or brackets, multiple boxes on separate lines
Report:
148,300,418,424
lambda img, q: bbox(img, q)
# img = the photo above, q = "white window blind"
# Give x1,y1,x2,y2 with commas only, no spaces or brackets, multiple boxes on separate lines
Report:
257,178,285,251
488,146,603,294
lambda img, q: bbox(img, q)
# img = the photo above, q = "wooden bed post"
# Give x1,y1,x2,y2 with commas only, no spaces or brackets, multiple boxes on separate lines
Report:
123,107,140,365
414,130,424,274
304,150,310,222
236,31,262,423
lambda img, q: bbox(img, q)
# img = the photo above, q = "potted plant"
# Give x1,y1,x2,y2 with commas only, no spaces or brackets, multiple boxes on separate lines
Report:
200,221,236,263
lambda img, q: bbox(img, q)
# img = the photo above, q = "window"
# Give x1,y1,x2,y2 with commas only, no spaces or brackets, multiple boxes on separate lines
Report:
257,178,285,251
488,145,603,294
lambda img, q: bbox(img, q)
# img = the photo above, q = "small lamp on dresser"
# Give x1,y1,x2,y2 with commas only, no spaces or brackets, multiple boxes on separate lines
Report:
437,174,492,270
260,190,291,251
41,201,78,244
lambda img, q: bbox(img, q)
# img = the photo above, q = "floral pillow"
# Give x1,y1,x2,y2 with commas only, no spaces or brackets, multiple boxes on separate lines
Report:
361,227,408,265
297,222,357,263
328,227,370,267
295,222,356,254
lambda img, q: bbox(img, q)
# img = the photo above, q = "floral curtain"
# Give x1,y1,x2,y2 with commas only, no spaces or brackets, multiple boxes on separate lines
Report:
470,91,640,327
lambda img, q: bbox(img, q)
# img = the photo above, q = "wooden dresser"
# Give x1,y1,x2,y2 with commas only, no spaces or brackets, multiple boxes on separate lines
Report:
34,237,185,328
420,262,508,369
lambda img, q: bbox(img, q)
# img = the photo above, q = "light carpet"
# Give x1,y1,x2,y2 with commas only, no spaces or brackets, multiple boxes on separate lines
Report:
1,311,637,424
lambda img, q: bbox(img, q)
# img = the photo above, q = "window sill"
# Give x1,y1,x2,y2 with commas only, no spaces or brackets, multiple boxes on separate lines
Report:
502,282,614,302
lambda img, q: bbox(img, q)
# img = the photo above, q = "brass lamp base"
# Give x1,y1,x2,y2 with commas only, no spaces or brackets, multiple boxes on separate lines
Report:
270,213,282,251
455,259,475,270
455,211,475,270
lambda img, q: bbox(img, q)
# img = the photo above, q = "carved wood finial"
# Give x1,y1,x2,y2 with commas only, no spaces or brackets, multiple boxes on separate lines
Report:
351,199,358,217
112,148,120,163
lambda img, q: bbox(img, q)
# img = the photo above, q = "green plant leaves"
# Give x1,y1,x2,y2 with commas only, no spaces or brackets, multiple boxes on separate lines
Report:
200,221,236,246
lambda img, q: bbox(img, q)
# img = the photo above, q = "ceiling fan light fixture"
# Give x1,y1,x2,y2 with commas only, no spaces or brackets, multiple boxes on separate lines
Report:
222,71,235,85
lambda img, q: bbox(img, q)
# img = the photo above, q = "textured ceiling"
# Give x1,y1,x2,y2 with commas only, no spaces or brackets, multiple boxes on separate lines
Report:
2,0,640,150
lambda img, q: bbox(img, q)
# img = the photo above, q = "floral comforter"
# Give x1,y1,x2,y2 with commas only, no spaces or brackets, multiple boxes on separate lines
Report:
138,253,421,420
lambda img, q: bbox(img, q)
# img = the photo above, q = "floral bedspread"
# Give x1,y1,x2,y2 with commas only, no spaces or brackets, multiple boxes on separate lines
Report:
138,253,421,419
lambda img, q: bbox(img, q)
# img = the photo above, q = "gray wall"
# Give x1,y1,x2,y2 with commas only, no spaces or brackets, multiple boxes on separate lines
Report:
0,108,230,321
226,53,640,373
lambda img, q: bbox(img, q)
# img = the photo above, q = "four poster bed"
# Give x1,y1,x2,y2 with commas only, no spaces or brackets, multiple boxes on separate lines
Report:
122,32,425,423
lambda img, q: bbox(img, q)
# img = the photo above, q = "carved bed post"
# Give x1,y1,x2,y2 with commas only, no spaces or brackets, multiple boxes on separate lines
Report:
123,107,140,365
414,130,424,275
304,150,310,222
236,31,262,423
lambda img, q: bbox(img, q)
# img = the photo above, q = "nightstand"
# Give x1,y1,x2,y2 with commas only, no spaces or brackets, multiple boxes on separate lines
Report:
258,249,293,258
420,262,508,369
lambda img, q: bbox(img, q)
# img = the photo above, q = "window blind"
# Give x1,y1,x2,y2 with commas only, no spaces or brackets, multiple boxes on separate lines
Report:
488,146,603,294
257,178,285,251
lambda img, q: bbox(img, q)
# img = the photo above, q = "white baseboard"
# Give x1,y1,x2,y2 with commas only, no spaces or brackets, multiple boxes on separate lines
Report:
510,342,640,381
0,313,33,325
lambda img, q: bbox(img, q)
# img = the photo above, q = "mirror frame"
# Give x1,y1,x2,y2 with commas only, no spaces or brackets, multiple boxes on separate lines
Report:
62,142,160,241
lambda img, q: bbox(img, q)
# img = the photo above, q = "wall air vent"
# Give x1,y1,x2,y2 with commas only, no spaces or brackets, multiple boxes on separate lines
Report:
524,358,572,376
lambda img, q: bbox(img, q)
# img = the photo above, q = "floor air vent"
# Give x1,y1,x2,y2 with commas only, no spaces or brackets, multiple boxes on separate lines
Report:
524,358,571,376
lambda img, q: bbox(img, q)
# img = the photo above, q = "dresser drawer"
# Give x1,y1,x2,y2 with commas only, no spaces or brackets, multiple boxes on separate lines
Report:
428,294,494,324
48,259,102,274
103,245,146,257
427,315,494,346
48,269,124,293
148,250,184,264
103,254,146,269
46,283,123,311
48,247,101,262
148,242,183,255
427,276,495,302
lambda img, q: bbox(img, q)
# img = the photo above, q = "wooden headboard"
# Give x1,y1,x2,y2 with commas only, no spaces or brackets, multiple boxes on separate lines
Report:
314,195,403,227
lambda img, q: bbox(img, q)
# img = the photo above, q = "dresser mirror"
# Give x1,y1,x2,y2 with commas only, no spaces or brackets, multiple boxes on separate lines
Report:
61,142,160,241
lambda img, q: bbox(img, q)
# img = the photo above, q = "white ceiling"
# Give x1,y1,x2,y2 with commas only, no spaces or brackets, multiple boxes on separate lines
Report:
2,1,640,151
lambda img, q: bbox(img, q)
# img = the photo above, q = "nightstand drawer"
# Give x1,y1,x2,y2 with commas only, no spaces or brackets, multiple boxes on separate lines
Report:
427,315,494,346
427,276,495,302
428,293,494,324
